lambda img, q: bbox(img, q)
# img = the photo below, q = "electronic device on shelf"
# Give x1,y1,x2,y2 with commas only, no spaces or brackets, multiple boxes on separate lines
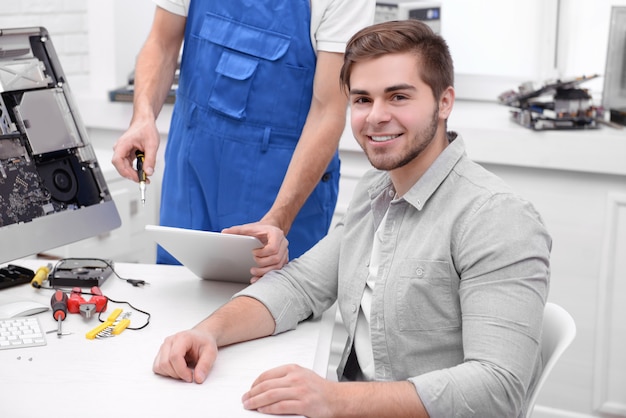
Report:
497,75,604,131
0,27,121,265
375,1,441,33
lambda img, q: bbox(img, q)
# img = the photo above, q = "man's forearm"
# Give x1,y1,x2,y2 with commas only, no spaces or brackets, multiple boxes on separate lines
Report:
263,110,344,233
262,51,347,234
132,42,179,122
194,296,276,348
131,8,184,123
332,380,428,418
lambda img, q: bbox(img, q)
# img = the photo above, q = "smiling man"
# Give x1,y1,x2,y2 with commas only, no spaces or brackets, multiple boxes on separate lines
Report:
153,20,552,418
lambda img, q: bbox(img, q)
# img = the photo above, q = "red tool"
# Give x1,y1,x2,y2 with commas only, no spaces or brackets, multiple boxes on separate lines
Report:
50,290,68,338
68,286,108,318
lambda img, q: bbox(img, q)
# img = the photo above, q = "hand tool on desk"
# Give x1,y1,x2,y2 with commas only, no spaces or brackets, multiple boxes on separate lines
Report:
86,308,131,339
68,287,108,319
50,290,68,338
135,150,147,206
30,263,52,288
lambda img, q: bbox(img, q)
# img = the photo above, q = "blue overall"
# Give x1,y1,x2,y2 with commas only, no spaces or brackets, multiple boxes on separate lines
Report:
157,0,340,264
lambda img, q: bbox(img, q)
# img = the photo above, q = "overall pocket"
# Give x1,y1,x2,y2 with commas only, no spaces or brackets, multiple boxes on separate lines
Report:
198,13,292,120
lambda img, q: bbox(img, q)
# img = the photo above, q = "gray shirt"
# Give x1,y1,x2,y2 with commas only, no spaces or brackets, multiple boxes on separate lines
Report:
236,134,552,417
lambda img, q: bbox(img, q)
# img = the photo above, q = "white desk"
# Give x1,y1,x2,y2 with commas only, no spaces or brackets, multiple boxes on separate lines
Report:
0,261,335,418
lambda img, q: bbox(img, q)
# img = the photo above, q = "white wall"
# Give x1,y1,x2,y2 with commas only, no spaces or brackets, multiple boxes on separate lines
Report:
557,0,626,100
442,0,559,100
0,0,155,98
85,0,155,98
0,0,90,91
442,0,626,101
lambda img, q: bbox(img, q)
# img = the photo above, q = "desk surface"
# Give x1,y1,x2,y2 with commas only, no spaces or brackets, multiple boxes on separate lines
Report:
0,260,334,418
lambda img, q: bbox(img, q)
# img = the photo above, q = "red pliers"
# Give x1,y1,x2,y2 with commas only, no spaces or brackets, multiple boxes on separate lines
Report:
68,286,108,318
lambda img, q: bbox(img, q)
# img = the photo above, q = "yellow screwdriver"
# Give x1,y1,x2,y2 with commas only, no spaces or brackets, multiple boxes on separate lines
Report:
30,263,52,288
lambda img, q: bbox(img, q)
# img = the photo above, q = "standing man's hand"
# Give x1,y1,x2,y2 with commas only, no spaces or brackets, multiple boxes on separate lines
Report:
111,118,160,184
111,6,186,185
222,223,289,282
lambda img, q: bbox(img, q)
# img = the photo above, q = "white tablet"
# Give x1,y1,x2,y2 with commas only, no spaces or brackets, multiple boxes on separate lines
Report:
145,225,262,283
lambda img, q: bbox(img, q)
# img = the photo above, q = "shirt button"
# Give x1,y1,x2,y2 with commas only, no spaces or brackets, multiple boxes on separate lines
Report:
388,189,395,197
351,304,357,313
416,267,424,277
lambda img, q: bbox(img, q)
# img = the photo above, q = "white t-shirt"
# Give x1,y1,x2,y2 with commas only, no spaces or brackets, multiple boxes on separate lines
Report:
152,0,374,53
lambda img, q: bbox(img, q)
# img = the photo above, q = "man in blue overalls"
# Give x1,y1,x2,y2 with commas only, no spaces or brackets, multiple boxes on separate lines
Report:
112,0,374,276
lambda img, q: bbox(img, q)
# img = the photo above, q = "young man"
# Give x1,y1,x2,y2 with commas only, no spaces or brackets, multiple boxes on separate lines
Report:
111,1,374,274
152,20,552,417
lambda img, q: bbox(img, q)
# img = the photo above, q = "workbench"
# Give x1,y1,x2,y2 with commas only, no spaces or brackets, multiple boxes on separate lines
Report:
0,260,335,417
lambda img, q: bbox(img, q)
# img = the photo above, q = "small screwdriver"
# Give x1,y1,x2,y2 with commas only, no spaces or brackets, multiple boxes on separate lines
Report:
135,150,147,206
50,290,68,338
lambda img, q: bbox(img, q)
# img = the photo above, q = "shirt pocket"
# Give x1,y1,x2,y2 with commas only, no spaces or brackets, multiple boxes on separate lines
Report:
394,259,460,332
199,13,291,120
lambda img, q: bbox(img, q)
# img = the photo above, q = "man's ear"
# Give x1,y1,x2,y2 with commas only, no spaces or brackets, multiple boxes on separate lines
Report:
439,86,455,120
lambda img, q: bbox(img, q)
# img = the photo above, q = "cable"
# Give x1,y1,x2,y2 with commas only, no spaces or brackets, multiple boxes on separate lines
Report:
35,257,152,330
50,257,149,287
95,295,151,331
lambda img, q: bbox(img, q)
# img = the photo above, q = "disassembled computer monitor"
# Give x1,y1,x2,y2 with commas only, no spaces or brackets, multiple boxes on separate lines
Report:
0,27,121,264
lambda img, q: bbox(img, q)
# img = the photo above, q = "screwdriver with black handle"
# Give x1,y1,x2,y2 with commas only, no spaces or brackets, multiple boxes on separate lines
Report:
51,290,68,338
135,150,147,206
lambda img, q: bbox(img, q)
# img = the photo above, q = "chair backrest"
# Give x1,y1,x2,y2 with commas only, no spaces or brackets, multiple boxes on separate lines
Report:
525,302,577,417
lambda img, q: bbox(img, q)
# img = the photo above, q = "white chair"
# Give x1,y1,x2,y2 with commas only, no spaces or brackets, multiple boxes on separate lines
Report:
525,302,577,417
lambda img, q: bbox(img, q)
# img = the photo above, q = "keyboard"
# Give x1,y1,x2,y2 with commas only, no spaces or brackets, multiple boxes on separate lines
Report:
0,316,47,350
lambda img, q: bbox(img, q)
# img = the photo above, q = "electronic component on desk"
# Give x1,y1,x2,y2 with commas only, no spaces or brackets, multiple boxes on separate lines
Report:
0,27,121,265
49,259,113,288
0,264,34,290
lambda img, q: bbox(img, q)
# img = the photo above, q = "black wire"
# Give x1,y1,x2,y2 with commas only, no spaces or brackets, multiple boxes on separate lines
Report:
39,257,152,330
95,295,151,330
50,257,149,287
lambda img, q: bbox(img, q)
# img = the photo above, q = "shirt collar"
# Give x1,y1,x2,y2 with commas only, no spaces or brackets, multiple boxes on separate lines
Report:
368,132,466,215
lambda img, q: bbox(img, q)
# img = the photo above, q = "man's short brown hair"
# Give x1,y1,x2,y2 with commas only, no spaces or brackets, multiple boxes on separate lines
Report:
340,19,454,100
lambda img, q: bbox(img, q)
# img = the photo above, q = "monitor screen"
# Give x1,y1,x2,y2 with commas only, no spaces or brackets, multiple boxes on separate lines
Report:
0,27,121,264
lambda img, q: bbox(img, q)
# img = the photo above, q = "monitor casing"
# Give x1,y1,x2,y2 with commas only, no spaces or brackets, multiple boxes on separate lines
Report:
0,27,121,264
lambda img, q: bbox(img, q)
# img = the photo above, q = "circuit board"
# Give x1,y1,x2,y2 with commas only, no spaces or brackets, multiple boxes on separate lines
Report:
0,151,49,227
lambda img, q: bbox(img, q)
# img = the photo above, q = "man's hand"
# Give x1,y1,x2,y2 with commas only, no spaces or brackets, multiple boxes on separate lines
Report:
222,223,289,282
152,329,219,384
111,118,160,183
242,364,336,417
242,365,428,417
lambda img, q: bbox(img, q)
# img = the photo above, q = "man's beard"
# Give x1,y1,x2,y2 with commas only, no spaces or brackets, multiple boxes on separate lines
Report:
365,105,439,171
